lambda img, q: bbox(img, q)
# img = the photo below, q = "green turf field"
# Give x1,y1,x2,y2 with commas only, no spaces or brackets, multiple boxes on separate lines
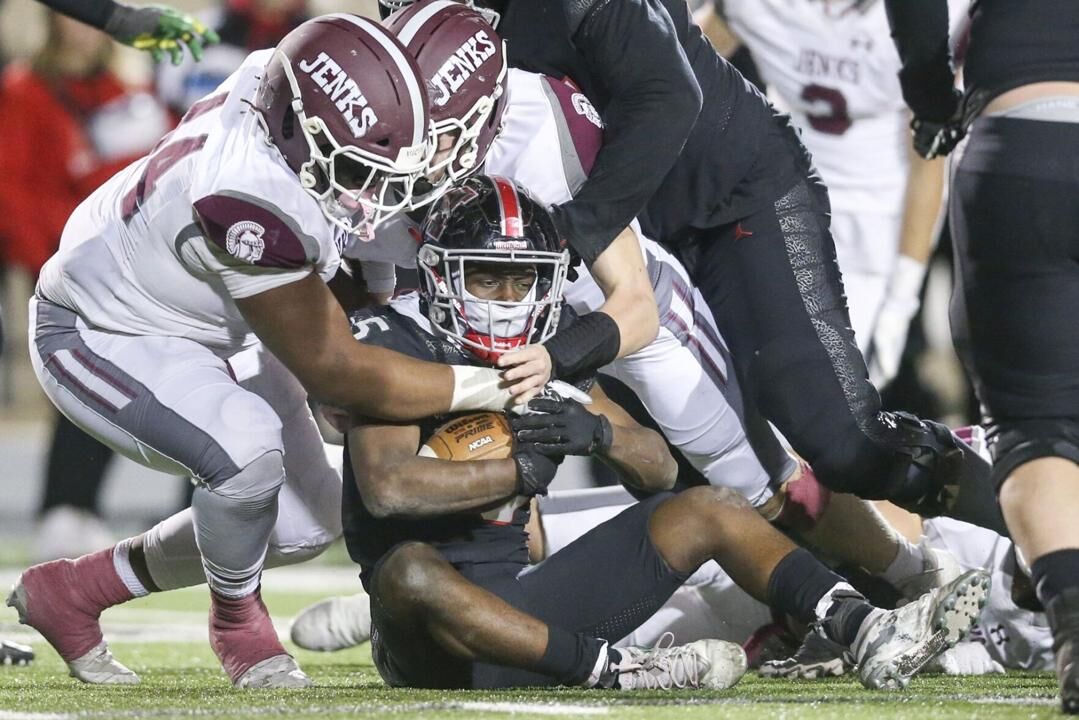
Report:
0,570,1064,720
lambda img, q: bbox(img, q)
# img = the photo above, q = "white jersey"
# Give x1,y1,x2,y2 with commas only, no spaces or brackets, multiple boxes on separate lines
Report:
922,517,1053,671
346,68,604,268
38,49,343,354
724,0,968,214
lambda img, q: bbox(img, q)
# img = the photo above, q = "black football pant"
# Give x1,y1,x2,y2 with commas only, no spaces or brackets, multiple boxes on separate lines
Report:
672,119,906,500
950,113,1079,485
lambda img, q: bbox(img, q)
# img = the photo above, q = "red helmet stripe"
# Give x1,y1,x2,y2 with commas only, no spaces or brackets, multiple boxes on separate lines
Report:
494,177,523,237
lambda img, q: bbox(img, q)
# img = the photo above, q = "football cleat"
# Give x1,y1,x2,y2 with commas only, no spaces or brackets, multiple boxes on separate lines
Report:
1045,589,1079,714
614,633,747,690
289,593,372,652
854,568,990,691
210,588,311,689
0,640,34,667
235,654,313,690
6,549,137,683
759,627,852,680
65,641,139,684
893,544,964,601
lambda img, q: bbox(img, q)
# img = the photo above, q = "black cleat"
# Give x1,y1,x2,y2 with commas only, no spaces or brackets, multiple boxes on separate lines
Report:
883,413,1009,537
0,640,33,667
1047,591,1079,714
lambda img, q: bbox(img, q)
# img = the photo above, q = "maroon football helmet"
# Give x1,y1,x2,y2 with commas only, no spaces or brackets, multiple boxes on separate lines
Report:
380,0,501,26
254,14,433,237
385,0,507,208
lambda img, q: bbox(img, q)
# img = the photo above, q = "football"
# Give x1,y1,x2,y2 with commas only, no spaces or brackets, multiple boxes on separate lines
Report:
418,412,514,461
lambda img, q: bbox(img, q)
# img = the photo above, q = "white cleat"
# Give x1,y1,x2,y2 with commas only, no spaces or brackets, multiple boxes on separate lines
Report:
895,543,964,601
615,633,747,690
855,568,990,691
234,654,313,689
289,593,372,652
67,641,140,685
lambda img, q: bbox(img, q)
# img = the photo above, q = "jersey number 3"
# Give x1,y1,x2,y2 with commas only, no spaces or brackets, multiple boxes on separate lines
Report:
801,84,852,136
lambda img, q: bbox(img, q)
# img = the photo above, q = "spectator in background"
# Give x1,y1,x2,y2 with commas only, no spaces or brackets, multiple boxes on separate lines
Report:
156,0,308,116
0,10,172,561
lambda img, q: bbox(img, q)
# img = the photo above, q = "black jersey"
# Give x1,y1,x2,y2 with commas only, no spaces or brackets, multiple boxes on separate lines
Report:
494,0,792,253
885,0,1079,123
964,1,1079,102
341,294,590,590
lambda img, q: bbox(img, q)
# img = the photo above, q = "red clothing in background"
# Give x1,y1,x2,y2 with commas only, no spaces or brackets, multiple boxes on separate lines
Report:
0,64,171,275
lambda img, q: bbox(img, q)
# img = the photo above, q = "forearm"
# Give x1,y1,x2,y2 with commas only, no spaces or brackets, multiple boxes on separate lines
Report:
898,150,946,264
557,0,701,263
36,0,117,29
310,346,457,421
239,275,508,421
547,227,658,379
883,0,957,120
600,424,677,492
364,457,518,519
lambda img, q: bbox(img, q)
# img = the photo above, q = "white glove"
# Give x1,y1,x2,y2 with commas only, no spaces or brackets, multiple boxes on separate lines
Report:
927,641,1005,676
867,255,926,389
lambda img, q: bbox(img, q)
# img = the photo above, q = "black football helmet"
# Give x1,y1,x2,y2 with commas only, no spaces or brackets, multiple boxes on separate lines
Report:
417,175,570,363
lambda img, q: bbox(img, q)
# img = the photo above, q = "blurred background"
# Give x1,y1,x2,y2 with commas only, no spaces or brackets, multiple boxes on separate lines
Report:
0,0,975,565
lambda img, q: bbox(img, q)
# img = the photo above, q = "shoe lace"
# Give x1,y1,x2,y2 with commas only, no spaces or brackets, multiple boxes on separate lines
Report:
618,632,706,690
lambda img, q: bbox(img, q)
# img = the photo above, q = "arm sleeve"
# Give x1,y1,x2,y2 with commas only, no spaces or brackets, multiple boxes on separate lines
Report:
553,0,702,264
35,0,118,30
883,0,959,121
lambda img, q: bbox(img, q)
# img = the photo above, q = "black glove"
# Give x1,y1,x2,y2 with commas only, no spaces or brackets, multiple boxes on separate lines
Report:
911,116,964,159
512,444,560,497
510,398,613,457
911,88,965,159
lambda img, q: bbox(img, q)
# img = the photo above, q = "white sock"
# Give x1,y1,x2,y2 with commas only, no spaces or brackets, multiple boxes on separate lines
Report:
113,539,149,598
881,539,925,587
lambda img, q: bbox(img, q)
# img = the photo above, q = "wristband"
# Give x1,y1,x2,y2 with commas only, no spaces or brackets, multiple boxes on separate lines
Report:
545,312,621,379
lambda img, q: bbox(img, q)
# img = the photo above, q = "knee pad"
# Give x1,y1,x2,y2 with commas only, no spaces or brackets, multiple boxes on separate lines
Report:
209,450,286,503
990,419,1079,491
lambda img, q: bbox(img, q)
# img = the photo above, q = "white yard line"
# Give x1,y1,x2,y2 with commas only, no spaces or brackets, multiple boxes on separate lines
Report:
0,701,609,719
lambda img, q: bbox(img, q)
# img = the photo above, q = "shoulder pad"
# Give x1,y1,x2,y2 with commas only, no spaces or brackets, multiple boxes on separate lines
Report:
193,191,320,269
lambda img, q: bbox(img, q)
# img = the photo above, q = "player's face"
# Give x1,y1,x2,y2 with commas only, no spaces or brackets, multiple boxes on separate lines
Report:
464,263,537,302
426,131,461,184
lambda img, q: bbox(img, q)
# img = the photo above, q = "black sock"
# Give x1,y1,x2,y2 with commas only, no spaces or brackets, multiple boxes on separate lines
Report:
821,592,876,647
538,627,606,686
1032,549,1079,608
766,548,847,626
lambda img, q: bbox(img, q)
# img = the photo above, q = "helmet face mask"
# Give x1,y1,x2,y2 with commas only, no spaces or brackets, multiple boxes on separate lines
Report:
275,48,433,238
385,1,509,211
410,52,507,210
255,15,433,240
417,175,569,365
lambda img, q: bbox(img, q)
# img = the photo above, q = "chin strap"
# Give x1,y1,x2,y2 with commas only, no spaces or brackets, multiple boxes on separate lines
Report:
462,330,528,365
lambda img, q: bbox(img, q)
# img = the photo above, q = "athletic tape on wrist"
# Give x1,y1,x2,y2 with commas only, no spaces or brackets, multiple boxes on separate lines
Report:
545,312,620,380
449,365,512,413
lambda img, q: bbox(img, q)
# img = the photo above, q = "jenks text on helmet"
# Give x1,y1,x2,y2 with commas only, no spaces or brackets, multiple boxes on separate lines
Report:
430,29,497,107
297,52,379,138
